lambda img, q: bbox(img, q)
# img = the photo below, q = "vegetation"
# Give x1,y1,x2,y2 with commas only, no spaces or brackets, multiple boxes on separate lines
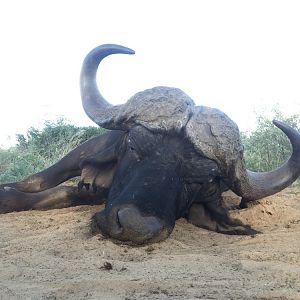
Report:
0,109,299,184
0,119,106,183
241,109,300,173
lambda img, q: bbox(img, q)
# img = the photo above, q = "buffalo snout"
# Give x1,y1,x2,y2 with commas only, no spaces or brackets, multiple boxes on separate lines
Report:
93,204,172,244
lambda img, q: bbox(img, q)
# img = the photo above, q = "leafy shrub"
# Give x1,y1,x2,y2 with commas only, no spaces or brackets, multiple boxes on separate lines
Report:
241,109,300,185
0,119,106,183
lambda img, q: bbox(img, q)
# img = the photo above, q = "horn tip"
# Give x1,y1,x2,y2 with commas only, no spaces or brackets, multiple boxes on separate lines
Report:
273,119,283,127
107,44,135,55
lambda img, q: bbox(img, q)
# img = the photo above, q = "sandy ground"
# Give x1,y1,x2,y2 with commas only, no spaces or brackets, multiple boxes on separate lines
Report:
0,188,299,300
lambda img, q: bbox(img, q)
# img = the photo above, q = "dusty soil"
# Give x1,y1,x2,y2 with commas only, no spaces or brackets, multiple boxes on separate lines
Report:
0,188,299,300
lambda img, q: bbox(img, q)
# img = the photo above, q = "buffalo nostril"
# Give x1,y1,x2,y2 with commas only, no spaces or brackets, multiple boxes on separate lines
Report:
117,206,163,243
93,209,123,237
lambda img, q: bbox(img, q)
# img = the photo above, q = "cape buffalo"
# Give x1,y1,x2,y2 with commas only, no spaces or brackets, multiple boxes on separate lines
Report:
1,44,299,244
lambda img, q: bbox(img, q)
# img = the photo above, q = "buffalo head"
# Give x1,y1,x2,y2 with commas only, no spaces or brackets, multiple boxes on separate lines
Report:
79,44,300,244
85,126,221,244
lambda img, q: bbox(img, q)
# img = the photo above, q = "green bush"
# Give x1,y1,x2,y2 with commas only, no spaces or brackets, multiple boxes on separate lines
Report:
241,109,300,185
0,119,106,183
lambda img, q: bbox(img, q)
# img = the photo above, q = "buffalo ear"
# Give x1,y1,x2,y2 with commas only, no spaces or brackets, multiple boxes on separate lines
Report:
78,145,119,192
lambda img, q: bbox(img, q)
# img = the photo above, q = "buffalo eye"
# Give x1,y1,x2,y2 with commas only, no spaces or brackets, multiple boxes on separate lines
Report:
127,139,135,151
127,139,141,160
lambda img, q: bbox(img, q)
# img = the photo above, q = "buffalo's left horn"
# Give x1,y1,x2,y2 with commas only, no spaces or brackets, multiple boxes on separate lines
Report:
80,44,135,129
233,120,300,200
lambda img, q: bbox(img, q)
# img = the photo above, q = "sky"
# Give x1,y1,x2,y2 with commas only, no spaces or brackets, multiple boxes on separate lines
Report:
0,0,299,148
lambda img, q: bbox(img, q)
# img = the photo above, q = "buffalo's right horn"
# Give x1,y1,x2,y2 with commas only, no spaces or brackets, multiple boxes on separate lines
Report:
80,44,135,130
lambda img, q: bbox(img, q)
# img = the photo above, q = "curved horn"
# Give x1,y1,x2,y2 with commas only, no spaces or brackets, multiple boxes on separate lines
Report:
233,120,300,200
80,44,135,129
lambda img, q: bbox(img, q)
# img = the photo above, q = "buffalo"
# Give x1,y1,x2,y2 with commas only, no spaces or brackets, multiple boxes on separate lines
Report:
1,44,299,244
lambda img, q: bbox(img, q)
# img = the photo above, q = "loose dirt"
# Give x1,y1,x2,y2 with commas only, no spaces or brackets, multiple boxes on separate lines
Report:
0,188,299,299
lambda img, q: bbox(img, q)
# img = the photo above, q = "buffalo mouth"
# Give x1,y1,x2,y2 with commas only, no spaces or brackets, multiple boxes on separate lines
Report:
92,204,174,244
